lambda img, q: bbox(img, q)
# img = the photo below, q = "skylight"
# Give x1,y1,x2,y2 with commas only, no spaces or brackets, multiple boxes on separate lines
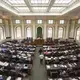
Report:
1,0,78,15
32,7,47,12
14,7,30,13
4,0,26,5
54,0,72,4
30,0,50,4
49,7,65,13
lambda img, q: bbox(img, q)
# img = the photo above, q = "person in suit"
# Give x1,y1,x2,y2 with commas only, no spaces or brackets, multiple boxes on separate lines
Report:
39,48,43,55
39,54,44,64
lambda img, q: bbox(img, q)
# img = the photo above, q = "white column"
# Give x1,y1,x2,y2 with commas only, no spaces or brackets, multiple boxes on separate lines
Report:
43,20,46,40
33,21,36,40
10,18,14,39
22,19,25,39
52,27,55,39
55,20,58,39
4,19,9,38
65,20,70,39
70,20,75,38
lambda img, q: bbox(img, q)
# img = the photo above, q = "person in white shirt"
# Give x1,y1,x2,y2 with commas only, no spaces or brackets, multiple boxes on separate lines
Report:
39,54,44,64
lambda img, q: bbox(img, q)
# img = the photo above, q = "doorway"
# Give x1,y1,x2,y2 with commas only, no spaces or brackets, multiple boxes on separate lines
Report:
37,27,42,38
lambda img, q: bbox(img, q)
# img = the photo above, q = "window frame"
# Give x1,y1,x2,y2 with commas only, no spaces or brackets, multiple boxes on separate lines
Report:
15,20,20,24
47,27,53,38
15,26,21,39
60,20,64,24
58,27,64,38
37,20,42,24
48,20,53,24
26,27,32,37
26,20,31,24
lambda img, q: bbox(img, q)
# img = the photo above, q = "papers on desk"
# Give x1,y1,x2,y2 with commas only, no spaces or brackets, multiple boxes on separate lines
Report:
7,76,11,80
24,66,28,69
58,78,63,80
71,78,78,80
54,57,58,60
23,64,29,69
68,63,72,67
16,77,22,80
46,65,50,69
48,78,53,80
64,50,68,53
27,54,31,57
78,77,80,79
60,65,67,68
12,55,16,58
72,57,77,60
43,46,47,48
29,48,35,50
54,64,57,67
45,57,52,60
0,61,9,66
0,48,2,51
5,62,9,66
78,54,80,57
23,56,27,59
0,75,3,79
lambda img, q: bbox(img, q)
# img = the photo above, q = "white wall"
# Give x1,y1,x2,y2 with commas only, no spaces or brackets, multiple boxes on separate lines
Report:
1,16,80,41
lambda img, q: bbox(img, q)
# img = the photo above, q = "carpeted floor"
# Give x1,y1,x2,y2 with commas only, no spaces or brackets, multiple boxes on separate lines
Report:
31,46,47,80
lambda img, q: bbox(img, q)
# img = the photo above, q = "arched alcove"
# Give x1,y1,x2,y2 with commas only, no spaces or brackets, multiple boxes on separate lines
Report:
37,27,42,38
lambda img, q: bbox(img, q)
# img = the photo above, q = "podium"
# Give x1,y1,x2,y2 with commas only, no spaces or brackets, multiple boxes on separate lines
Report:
34,38,44,45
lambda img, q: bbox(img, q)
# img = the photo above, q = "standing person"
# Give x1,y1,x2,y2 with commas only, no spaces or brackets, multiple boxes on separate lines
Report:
39,54,44,64
39,48,43,55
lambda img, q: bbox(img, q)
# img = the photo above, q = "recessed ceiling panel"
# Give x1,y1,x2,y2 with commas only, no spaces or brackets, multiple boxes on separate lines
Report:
54,0,72,4
14,7,30,13
30,0,50,4
49,7,65,13
3,0,26,6
1,0,78,15
32,7,47,12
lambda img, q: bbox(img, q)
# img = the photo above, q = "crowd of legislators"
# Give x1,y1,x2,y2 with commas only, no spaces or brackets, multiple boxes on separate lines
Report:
0,39,36,80
0,37,80,80
43,38,80,80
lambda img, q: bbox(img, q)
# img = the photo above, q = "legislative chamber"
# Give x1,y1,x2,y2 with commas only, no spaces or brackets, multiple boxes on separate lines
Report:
0,0,80,80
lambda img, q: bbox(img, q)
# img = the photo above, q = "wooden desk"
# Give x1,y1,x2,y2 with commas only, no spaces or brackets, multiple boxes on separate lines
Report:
34,39,44,45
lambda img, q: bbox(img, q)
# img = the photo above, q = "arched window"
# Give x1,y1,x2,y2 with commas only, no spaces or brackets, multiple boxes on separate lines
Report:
15,27,21,38
0,27,4,40
26,27,32,37
58,27,63,38
48,27,52,38
76,27,80,40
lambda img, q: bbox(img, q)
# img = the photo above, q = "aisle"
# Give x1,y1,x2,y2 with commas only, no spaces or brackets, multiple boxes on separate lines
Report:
31,46,47,80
